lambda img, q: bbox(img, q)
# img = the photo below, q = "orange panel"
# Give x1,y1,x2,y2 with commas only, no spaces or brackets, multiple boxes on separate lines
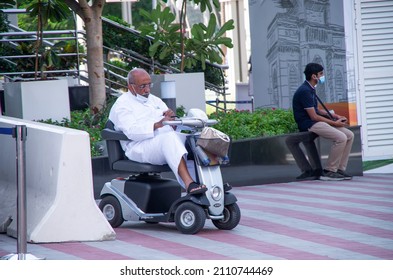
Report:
318,102,358,125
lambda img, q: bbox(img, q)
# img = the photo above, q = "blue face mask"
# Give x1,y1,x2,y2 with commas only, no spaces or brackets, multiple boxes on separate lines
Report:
318,75,325,85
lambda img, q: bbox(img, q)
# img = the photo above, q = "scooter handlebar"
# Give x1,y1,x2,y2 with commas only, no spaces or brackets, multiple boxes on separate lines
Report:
162,118,218,127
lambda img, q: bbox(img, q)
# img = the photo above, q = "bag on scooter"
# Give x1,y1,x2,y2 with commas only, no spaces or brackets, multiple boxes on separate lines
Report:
197,127,230,157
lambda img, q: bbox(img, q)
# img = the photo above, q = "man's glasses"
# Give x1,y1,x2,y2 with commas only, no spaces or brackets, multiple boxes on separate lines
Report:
132,83,154,90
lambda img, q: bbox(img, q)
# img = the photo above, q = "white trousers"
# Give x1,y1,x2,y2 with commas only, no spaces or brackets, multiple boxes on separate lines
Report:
124,131,189,187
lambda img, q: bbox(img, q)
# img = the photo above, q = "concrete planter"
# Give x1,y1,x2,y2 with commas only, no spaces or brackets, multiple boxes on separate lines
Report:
68,85,89,111
91,126,363,198
150,72,206,112
3,79,70,122
222,125,363,186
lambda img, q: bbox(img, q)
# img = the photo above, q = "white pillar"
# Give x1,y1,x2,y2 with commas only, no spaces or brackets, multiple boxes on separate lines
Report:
161,80,177,113
122,1,133,26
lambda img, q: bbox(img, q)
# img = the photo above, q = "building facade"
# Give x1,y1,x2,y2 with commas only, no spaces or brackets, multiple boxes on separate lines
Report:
249,0,393,160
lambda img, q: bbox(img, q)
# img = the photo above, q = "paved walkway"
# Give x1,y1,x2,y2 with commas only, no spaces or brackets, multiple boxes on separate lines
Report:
1,173,392,260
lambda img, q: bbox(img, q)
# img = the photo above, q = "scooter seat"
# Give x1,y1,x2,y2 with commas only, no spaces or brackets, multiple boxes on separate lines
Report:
102,121,172,173
112,159,172,173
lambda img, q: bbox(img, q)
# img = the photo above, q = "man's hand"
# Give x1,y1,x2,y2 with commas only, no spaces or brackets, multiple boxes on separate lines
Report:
154,109,176,130
335,117,348,127
163,109,175,118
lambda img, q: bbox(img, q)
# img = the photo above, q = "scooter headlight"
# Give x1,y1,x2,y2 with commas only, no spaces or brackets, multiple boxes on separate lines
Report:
210,185,223,201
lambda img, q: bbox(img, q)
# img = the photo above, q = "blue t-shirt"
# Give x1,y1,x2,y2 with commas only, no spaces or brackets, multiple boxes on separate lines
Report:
292,81,319,131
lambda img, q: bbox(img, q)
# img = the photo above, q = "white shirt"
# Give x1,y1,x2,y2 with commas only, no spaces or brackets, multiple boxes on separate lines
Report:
109,91,174,150
108,90,192,186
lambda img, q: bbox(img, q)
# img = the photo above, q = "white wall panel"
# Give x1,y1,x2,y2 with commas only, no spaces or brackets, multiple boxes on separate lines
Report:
356,0,393,159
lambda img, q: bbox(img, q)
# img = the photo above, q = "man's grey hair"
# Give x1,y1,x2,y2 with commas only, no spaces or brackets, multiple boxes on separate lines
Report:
127,68,149,86
127,69,136,86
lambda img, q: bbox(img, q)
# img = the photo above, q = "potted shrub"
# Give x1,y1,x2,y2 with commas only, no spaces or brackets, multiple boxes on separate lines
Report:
139,1,234,72
3,0,73,122
138,1,234,112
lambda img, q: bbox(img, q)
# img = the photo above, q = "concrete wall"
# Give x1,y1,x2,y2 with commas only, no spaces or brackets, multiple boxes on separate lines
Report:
0,116,115,243
150,72,206,113
3,80,70,122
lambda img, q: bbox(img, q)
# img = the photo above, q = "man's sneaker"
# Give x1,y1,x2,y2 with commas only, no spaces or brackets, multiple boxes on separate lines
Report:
337,169,353,180
319,170,346,181
296,170,317,180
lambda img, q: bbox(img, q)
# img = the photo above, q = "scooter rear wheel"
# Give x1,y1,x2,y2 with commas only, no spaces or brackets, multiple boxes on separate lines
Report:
99,195,124,228
175,202,206,234
212,203,241,230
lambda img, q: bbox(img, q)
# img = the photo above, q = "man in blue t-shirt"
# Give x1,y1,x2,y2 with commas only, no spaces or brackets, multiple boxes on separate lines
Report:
292,63,354,181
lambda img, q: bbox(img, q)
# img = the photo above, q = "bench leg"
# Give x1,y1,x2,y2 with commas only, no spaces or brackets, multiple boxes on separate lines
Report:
285,134,322,177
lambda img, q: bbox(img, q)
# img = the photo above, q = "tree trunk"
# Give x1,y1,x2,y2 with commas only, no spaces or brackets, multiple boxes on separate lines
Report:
84,14,106,112
64,0,106,113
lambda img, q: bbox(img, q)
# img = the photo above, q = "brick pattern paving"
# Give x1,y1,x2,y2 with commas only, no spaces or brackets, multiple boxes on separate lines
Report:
1,174,392,260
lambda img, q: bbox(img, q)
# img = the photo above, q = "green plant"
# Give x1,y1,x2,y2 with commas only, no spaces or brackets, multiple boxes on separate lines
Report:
176,105,186,117
13,40,81,79
1,4,18,73
106,58,130,90
101,10,226,89
25,0,71,79
139,2,234,72
39,104,298,157
210,108,298,140
102,14,174,69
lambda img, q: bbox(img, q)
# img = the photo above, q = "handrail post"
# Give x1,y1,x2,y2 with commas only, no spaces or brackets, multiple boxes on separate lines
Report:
1,125,42,260
15,125,27,259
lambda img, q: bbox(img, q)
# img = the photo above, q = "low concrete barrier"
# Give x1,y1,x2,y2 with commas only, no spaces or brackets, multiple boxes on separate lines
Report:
0,116,115,243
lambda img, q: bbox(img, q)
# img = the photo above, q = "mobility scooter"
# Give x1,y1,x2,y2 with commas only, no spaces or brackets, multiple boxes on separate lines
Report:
98,109,241,234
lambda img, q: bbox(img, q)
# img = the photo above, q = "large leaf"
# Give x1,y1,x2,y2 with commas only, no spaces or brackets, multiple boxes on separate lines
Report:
215,19,235,38
139,9,153,21
149,40,162,57
159,46,171,60
138,1,234,71
212,37,233,48
26,0,70,25
206,13,217,38
193,0,219,13
191,24,205,41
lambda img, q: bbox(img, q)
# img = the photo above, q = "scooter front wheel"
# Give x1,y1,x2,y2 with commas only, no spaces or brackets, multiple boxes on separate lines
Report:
212,203,241,230
175,202,206,234
99,195,124,228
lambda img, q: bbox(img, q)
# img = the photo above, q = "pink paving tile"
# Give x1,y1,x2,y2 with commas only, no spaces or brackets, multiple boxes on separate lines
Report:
237,193,393,222
239,186,393,207
41,242,132,260
242,203,393,239
115,228,232,260
198,230,332,260
240,216,393,259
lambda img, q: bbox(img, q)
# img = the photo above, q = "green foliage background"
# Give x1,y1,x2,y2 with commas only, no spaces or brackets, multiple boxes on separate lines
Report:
40,106,298,157
211,108,298,140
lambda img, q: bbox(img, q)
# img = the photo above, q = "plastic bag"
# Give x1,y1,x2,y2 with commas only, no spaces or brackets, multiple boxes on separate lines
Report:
196,127,230,157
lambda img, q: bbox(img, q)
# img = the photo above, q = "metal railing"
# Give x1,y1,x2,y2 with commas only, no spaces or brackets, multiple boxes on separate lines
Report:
1,9,230,111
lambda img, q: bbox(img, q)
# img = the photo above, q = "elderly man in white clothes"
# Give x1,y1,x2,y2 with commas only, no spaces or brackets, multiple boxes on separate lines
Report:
109,68,206,195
